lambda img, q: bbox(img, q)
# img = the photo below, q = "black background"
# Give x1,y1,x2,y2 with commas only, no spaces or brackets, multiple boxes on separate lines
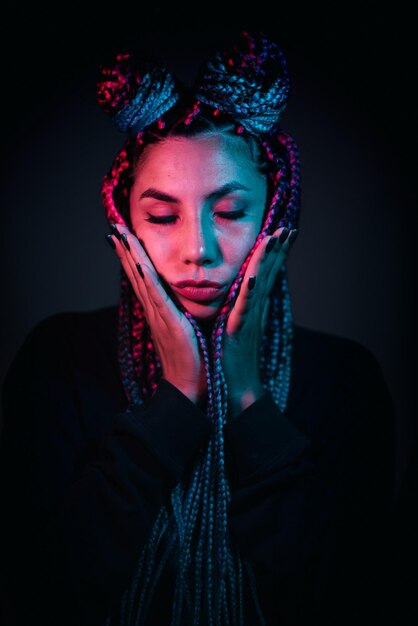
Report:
0,2,416,501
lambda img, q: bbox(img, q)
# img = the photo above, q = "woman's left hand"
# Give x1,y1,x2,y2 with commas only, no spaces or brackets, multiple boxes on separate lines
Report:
222,226,298,417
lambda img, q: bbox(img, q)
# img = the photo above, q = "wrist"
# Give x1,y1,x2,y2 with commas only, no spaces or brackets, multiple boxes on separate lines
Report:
162,377,199,405
228,381,265,419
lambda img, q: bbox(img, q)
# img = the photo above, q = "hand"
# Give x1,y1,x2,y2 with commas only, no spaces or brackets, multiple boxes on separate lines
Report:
107,225,207,405
222,226,298,417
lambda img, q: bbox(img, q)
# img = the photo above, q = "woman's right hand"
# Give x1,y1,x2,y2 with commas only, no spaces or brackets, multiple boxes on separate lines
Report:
107,225,207,405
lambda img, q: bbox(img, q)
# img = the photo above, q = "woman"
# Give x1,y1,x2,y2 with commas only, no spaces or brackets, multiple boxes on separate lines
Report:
0,32,396,626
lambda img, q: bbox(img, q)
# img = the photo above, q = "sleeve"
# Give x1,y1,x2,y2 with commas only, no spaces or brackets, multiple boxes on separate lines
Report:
0,318,213,626
223,344,397,626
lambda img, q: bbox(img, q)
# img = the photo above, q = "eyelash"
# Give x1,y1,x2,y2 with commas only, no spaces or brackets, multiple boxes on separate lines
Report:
144,210,246,225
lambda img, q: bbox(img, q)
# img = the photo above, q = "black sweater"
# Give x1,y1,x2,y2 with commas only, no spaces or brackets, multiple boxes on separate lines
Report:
0,305,397,626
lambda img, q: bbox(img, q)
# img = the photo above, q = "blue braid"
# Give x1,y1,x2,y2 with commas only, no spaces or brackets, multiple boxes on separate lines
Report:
195,31,290,136
107,265,294,626
113,68,179,136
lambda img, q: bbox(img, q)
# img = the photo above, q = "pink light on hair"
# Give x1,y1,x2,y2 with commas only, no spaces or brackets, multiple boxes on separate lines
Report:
102,148,130,225
183,100,202,125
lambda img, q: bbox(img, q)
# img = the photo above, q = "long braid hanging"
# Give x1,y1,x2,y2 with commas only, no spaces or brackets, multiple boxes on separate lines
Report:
98,32,301,626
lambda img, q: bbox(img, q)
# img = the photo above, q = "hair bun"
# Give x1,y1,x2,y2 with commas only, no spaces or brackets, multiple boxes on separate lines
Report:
194,31,291,135
96,52,180,135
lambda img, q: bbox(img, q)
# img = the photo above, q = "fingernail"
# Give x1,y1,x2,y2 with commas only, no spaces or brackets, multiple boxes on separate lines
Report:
136,263,144,279
121,233,130,251
248,275,256,290
110,223,122,240
288,229,299,244
106,234,116,250
265,237,277,254
278,227,290,244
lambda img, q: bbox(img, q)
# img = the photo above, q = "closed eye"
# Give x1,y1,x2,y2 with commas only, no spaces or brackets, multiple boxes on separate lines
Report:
144,215,176,225
144,210,246,225
217,210,246,220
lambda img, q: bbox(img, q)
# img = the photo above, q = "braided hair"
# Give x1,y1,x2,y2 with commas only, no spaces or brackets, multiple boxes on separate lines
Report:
97,31,301,626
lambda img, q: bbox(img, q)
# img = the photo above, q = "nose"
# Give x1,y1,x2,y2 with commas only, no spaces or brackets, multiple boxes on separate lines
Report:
181,214,218,266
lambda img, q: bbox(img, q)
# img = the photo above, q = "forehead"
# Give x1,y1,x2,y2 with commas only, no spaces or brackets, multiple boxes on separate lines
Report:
133,135,262,190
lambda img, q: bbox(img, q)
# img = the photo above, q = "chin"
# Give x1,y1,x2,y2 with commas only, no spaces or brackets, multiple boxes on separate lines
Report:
184,302,221,320
164,283,220,318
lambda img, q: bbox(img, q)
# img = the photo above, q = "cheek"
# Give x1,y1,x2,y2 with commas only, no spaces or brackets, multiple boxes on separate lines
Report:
129,213,165,267
219,223,259,265
131,220,260,277
136,232,169,274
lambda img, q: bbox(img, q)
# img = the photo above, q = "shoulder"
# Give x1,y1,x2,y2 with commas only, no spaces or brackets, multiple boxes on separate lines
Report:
292,323,394,410
292,323,381,373
24,304,119,344
21,304,117,346
3,305,119,386
290,325,396,473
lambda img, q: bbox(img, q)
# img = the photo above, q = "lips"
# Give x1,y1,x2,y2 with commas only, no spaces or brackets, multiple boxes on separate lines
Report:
174,280,224,288
172,284,227,302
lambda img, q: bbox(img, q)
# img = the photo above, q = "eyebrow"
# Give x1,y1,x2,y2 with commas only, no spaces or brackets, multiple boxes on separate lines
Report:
138,181,251,204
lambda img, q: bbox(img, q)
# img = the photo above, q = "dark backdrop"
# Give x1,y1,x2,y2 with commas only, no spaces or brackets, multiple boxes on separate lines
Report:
0,3,416,502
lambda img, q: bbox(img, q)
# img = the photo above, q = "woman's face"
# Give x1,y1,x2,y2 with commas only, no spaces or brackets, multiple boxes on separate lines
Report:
129,134,268,321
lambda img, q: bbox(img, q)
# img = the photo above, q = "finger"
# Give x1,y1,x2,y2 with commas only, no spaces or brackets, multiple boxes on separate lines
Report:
107,226,158,327
112,225,186,332
116,228,166,309
274,227,299,256
109,232,146,303
234,227,299,328
247,226,290,298
228,227,285,326
114,229,168,334
262,228,299,297
110,224,152,289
